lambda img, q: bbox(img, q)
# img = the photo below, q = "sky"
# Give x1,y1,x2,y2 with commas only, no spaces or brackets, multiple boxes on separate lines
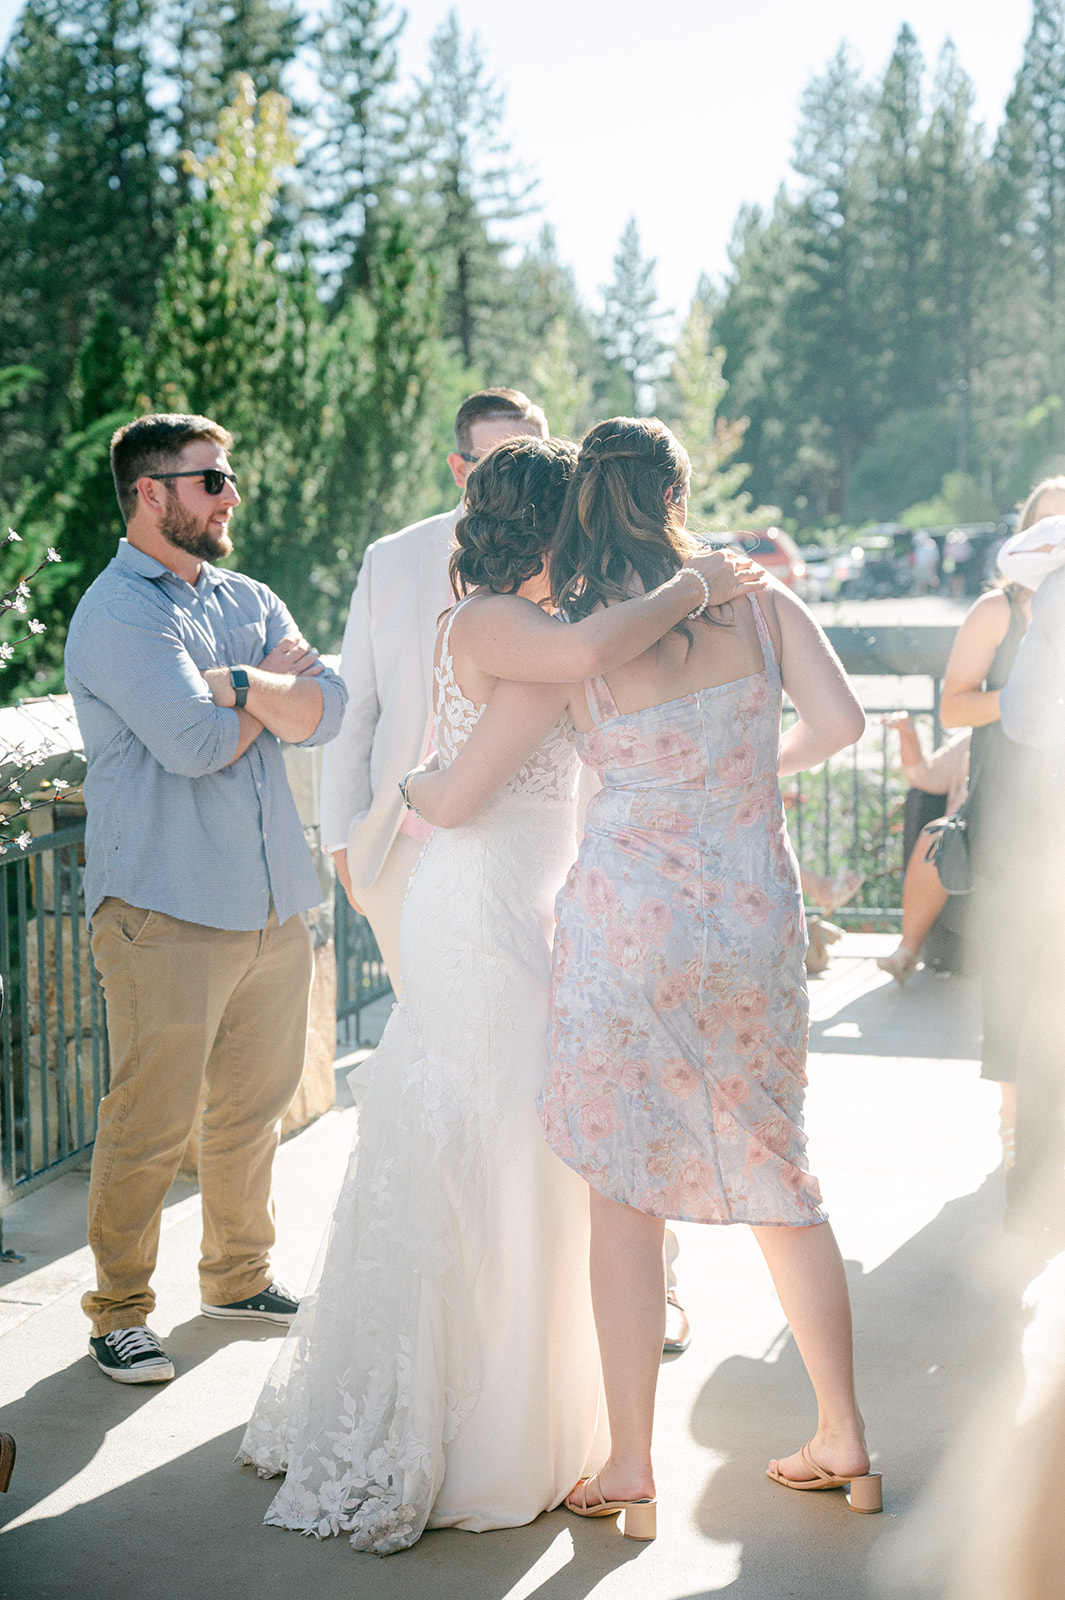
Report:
0,0,1035,323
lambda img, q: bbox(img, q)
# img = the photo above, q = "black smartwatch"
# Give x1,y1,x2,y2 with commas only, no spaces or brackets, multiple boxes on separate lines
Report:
229,667,250,709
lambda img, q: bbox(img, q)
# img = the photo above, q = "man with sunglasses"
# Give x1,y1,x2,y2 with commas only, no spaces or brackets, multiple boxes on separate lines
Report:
65,413,347,1384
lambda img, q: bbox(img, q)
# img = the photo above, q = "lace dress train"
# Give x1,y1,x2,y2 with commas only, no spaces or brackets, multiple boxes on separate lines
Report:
239,601,601,1554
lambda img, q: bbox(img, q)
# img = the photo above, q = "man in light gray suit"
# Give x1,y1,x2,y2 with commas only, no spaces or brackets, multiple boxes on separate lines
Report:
320,389,547,993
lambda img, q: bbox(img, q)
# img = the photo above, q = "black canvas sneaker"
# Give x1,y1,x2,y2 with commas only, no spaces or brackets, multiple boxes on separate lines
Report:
200,1280,299,1324
89,1326,175,1384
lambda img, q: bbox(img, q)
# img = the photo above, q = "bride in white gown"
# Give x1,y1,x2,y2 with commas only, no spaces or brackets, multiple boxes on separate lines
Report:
239,437,758,1555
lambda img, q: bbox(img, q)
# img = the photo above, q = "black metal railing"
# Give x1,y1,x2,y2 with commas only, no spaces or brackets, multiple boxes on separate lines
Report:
0,824,395,1241
0,825,108,1241
800,624,954,924
334,893,393,1046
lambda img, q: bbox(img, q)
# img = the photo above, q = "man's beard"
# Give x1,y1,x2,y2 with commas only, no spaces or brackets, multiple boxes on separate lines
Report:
161,497,232,562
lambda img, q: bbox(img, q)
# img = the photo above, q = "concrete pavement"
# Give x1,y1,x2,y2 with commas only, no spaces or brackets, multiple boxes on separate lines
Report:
0,935,1050,1600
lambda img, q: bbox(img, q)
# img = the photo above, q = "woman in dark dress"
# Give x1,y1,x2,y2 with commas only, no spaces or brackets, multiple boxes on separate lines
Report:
939,476,1065,1167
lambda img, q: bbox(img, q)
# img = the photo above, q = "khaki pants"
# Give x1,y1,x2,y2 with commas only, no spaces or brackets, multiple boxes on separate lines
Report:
83,899,313,1336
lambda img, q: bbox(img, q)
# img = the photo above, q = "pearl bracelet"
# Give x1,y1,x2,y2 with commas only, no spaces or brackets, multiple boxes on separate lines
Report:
399,769,426,820
679,565,712,618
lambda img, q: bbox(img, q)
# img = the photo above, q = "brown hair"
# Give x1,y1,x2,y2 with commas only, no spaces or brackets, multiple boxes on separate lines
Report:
1019,475,1065,531
550,417,701,626
453,388,548,454
449,437,578,597
110,413,233,523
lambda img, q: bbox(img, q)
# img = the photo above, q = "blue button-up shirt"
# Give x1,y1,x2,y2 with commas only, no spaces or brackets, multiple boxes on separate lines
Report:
65,540,347,930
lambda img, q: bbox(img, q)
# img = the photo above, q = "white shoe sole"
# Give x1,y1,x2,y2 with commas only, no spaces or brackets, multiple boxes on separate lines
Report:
199,1302,295,1324
90,1351,175,1384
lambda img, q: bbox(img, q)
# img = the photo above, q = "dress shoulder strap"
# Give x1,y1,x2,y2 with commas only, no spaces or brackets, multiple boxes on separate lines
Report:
584,674,621,724
749,594,778,674
435,595,478,716
438,595,474,660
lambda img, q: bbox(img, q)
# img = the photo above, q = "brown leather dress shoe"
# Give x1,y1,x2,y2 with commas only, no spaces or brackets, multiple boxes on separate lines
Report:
0,1432,15,1493
663,1289,691,1354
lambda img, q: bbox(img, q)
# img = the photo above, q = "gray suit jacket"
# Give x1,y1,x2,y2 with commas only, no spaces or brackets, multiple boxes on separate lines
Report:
320,506,459,890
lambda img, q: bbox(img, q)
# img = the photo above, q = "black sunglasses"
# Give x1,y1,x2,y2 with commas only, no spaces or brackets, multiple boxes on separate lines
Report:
148,469,238,496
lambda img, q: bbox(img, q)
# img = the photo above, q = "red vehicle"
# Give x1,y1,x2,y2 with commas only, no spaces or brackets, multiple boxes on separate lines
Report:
705,529,808,590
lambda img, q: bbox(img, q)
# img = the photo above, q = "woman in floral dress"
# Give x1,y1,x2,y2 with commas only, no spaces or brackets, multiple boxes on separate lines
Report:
409,418,879,1537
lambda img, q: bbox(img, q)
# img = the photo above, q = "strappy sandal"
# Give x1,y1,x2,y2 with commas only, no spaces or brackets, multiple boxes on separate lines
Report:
767,1441,882,1513
566,1470,658,1540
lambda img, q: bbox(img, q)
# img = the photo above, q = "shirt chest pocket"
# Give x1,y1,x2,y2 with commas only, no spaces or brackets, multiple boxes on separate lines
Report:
184,620,268,672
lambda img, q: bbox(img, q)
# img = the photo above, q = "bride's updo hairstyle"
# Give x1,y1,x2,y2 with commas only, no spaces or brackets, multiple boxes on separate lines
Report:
551,417,706,624
450,436,579,598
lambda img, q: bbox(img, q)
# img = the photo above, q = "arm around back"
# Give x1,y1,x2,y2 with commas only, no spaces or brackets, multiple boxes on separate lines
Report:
405,679,571,828
458,553,765,684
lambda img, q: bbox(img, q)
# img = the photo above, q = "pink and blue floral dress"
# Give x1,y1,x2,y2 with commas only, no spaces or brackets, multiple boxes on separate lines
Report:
538,597,826,1227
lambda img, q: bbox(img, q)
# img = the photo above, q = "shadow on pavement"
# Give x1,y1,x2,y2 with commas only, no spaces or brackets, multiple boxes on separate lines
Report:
678,1176,1053,1599
0,1351,648,1600
809,970,982,1061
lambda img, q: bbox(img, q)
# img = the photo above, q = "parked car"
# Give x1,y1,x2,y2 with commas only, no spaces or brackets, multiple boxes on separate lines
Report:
705,528,808,590
837,529,914,599
796,545,837,602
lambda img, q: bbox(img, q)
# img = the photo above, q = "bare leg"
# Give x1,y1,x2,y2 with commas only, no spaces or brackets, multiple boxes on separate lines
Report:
898,830,949,952
880,824,949,978
572,1188,664,1505
750,1220,870,1480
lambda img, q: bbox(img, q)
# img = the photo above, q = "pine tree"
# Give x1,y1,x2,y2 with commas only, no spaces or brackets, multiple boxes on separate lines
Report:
217,0,300,96
599,219,670,416
921,43,990,520
410,10,533,371
147,79,342,629
42,306,144,618
529,319,593,441
993,0,1065,331
321,213,444,587
161,0,302,195
984,0,1065,494
850,37,991,522
663,296,767,531
505,226,603,430
0,0,164,464
308,0,408,298
867,25,935,410
775,47,879,516
713,200,795,513
0,303,144,685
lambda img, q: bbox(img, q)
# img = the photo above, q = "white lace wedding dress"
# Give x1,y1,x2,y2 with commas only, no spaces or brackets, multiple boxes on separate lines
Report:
239,599,601,1556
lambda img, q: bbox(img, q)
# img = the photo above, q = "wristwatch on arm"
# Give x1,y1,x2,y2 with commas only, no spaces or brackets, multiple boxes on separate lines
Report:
229,668,250,709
